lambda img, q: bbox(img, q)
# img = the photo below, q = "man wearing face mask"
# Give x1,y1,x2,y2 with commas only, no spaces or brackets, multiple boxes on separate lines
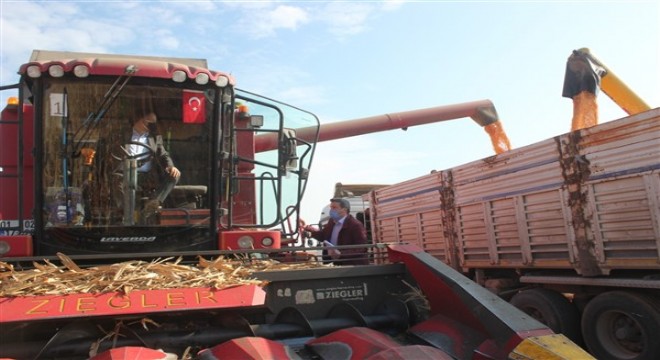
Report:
124,111,181,216
303,198,369,265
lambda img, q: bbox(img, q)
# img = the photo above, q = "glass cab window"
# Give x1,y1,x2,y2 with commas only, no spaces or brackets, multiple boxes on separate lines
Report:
39,79,319,239
41,78,214,228
233,91,318,232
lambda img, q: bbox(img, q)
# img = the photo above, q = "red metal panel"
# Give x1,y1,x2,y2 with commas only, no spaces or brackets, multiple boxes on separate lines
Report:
409,314,487,359
0,285,265,323
0,103,34,220
198,337,296,360
0,104,19,221
90,347,170,360
220,230,280,250
0,235,32,256
21,104,34,167
366,345,452,360
233,175,257,225
307,327,400,360
387,244,557,356
0,104,18,166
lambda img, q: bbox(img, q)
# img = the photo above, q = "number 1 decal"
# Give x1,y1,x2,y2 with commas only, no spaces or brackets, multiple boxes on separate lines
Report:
50,93,67,117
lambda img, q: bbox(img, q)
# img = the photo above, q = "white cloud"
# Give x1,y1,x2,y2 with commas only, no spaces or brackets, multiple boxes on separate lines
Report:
237,5,310,38
321,2,375,36
279,85,327,106
149,6,185,26
0,2,135,84
170,0,217,13
269,5,310,30
223,2,401,39
0,0,403,86
382,0,406,12
153,29,181,51
226,53,328,107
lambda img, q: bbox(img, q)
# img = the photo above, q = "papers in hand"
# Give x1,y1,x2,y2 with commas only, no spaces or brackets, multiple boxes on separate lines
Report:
323,240,341,256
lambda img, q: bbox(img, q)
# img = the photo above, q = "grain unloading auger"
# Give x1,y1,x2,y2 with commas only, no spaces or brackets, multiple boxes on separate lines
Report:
255,99,511,155
0,245,591,359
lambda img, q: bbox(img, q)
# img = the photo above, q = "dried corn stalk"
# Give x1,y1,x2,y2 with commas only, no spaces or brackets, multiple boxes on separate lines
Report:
0,252,329,297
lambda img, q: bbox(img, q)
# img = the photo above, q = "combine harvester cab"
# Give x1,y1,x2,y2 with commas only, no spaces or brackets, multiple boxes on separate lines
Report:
0,50,320,260
0,245,591,359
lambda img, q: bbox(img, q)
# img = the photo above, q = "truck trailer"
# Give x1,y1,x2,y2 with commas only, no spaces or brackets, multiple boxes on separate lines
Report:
366,50,659,360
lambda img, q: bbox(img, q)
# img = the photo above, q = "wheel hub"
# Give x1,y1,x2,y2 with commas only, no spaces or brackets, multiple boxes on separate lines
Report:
603,312,642,355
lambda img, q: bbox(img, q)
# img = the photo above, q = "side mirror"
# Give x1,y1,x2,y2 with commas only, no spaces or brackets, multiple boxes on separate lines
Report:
250,115,264,128
281,128,298,172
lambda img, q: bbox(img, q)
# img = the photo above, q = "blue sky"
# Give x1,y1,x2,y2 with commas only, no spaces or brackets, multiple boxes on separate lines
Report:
1,0,658,223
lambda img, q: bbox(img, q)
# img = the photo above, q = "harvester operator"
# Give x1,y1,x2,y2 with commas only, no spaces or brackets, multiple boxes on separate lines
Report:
122,111,180,216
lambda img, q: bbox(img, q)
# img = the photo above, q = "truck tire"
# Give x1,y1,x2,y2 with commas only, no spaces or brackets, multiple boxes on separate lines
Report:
581,291,660,360
510,288,581,342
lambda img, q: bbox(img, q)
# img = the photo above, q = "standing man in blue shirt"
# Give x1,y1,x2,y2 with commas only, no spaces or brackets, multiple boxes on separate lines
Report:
304,198,369,265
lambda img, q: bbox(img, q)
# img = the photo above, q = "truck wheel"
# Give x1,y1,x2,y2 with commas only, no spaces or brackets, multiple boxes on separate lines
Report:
510,288,580,342
582,291,660,360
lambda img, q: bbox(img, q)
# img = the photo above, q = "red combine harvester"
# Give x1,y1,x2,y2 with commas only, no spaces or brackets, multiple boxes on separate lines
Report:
0,50,503,259
0,50,591,359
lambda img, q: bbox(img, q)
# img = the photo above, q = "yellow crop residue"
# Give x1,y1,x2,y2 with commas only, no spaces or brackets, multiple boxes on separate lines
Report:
484,120,512,154
0,252,330,297
571,91,598,131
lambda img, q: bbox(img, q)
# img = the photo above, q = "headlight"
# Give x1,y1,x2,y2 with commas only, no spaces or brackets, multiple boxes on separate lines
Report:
215,75,229,88
237,235,254,249
48,65,64,77
27,65,42,78
261,237,274,247
73,65,89,78
172,70,187,83
195,72,209,85
0,241,10,255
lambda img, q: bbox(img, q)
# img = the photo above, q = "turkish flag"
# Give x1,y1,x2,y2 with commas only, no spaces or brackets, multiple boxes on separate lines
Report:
183,90,206,124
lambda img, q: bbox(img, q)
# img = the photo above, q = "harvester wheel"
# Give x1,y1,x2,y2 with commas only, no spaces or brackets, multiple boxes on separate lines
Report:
510,288,580,342
582,291,660,360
